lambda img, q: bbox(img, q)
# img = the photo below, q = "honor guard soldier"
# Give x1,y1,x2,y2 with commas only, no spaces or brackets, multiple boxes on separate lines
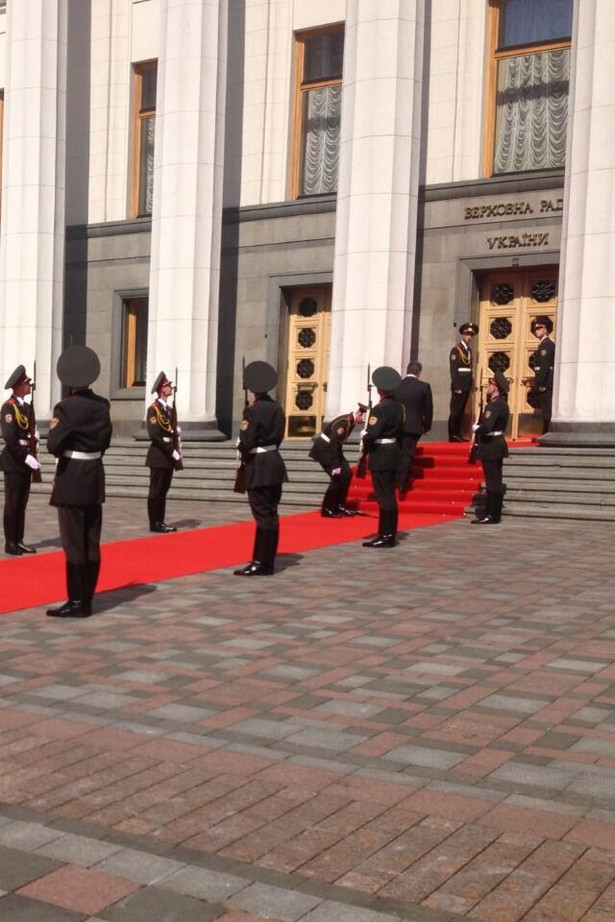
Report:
471,368,509,525
309,406,365,517
529,316,555,434
146,371,181,533
234,361,288,576
362,366,405,548
46,346,112,617
448,322,478,442
394,360,433,494
1,365,41,555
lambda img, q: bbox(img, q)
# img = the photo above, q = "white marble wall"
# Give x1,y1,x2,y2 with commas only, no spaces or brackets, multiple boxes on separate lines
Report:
424,0,487,185
553,0,615,429
0,0,67,418
146,0,227,424
326,0,424,416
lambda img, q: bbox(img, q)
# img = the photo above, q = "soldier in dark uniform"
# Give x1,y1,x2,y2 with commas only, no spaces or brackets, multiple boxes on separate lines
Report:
529,316,555,434
46,346,112,617
471,369,509,525
394,360,433,494
234,361,288,576
362,366,405,548
1,366,41,555
146,371,181,533
448,322,478,442
309,406,365,517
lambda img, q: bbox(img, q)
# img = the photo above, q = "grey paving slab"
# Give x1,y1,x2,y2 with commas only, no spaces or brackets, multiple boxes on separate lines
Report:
160,865,249,901
93,848,186,885
228,882,322,920
0,894,86,922
0,822,66,852
302,902,402,922
99,886,220,922
36,834,125,868
383,745,466,770
0,845,62,891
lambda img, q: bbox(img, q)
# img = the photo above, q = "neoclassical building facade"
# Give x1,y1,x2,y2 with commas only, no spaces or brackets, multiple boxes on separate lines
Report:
0,0,612,445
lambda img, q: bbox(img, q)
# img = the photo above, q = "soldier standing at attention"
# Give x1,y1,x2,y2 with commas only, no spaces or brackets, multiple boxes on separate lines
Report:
1,365,41,555
146,371,181,533
471,369,509,526
362,366,405,549
529,316,555,434
234,361,288,576
309,406,365,517
448,322,478,442
46,346,112,617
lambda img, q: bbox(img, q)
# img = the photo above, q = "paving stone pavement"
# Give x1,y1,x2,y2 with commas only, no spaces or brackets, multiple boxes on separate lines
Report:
0,494,614,920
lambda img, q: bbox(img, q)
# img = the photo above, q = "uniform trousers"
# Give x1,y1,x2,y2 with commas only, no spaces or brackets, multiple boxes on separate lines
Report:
321,458,351,512
248,485,282,530
398,434,421,492
448,390,470,439
480,458,504,495
57,505,103,602
371,470,398,536
148,468,173,524
3,472,30,543
539,392,552,434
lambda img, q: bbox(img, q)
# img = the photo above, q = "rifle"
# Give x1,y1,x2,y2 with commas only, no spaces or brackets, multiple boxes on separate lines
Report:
356,364,372,479
29,362,42,484
171,367,183,471
233,356,248,493
468,369,485,465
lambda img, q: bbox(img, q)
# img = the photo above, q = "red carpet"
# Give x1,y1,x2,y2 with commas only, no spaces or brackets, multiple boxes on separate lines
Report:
0,509,457,615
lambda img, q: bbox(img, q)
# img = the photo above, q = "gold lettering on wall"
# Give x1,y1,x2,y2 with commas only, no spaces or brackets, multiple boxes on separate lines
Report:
487,233,550,250
465,198,563,221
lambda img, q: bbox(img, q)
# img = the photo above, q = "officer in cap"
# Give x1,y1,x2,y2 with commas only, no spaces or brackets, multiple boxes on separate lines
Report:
46,346,112,617
361,366,405,548
471,368,509,525
1,365,41,555
528,315,555,434
309,405,365,517
146,371,181,533
448,321,478,442
234,361,288,576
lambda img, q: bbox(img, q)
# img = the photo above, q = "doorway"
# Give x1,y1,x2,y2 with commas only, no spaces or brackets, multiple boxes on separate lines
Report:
283,287,331,438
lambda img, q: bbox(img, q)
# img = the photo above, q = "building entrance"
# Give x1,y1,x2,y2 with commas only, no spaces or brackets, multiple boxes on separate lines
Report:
284,287,331,438
475,267,558,439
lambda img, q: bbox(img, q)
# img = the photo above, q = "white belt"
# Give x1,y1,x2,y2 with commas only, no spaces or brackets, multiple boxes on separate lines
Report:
375,438,396,444
249,445,277,454
62,450,102,460
458,368,472,373
317,433,330,443
19,439,29,446
484,431,504,437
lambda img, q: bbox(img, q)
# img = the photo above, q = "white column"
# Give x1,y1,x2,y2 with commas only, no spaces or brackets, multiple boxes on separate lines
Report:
549,0,615,443
326,0,424,416
147,0,227,430
0,0,67,419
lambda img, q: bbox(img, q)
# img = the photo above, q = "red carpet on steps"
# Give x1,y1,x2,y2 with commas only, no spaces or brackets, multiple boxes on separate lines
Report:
0,509,458,615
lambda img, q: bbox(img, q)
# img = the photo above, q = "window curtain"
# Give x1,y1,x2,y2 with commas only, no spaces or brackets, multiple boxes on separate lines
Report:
300,85,342,195
494,48,569,174
139,115,156,215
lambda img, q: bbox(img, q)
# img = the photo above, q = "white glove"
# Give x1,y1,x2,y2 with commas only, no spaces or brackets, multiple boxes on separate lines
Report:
360,428,368,438
331,467,342,476
25,454,41,471
171,450,180,461
472,423,480,432
236,436,241,447
34,429,40,441
177,426,182,434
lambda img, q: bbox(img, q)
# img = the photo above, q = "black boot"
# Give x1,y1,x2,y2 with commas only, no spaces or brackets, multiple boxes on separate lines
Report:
150,522,177,533
17,542,36,554
321,508,342,518
234,528,274,576
363,510,395,548
4,541,23,556
46,600,92,618
490,492,504,524
337,505,357,517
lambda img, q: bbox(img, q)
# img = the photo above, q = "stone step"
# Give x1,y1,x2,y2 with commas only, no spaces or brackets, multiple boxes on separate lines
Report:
502,502,615,522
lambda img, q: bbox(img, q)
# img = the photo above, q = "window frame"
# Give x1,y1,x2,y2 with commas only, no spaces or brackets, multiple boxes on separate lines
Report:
290,23,344,200
483,1,572,178
121,296,149,389
131,60,157,218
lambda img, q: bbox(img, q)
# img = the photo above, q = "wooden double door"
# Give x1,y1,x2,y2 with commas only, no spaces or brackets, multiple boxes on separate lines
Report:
474,267,558,438
283,287,331,438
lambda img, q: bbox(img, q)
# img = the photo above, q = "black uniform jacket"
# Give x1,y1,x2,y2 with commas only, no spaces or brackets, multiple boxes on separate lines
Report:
532,336,555,393
364,395,404,472
238,395,288,490
0,397,33,474
394,377,433,435
449,342,473,392
309,413,354,469
47,390,112,505
475,396,509,461
146,400,177,470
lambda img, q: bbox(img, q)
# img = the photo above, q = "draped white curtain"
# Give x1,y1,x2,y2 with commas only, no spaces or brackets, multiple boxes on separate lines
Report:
139,115,156,215
300,85,342,195
494,48,569,174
